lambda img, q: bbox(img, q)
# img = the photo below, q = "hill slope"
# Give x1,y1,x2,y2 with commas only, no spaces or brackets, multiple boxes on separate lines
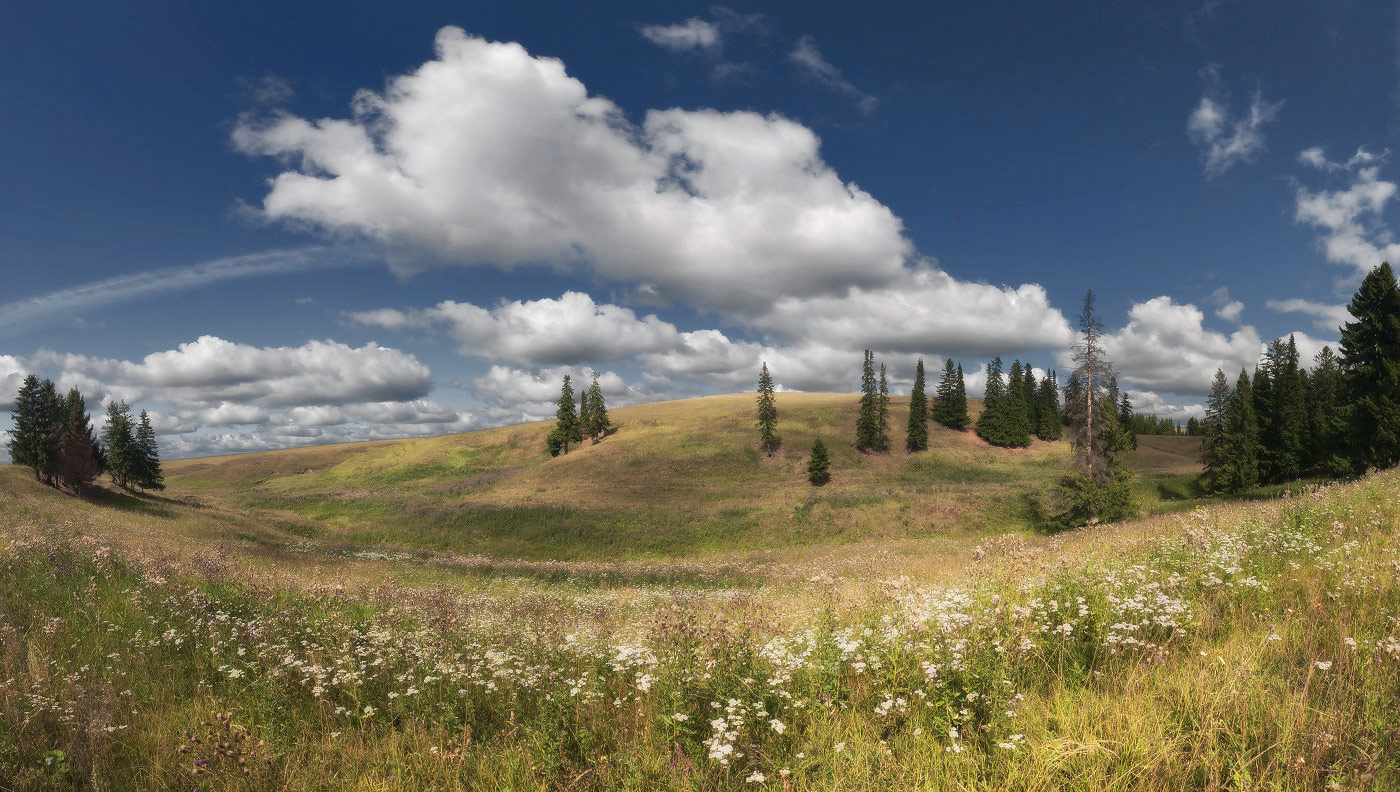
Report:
160,393,1199,560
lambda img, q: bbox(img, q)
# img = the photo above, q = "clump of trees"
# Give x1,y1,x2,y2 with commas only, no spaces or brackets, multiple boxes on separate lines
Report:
974,358,1062,448
1199,262,1400,492
855,350,890,452
932,359,970,430
548,372,611,456
8,375,161,494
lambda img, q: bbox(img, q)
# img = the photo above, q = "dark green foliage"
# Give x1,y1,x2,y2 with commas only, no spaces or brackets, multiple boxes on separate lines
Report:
1199,368,1231,491
8,375,45,480
755,362,778,453
932,359,970,429
1035,371,1062,441
1307,346,1348,475
1117,393,1137,450
1249,365,1273,479
856,350,877,450
1127,413,1181,435
583,372,611,443
1339,262,1400,473
1054,467,1137,529
102,401,137,489
134,411,164,491
1185,416,1201,436
550,375,582,455
57,388,102,493
545,428,566,458
978,358,1030,448
1206,370,1261,494
1263,336,1308,482
906,358,928,451
806,438,830,484
876,363,890,451
1021,364,1040,432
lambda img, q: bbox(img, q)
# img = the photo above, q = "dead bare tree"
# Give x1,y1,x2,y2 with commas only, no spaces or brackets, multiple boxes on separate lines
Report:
1064,291,1117,484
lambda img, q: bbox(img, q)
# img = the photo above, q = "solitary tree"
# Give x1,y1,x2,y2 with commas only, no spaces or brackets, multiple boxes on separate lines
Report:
756,362,779,454
807,438,830,484
1339,262,1400,473
1199,368,1232,493
906,358,928,451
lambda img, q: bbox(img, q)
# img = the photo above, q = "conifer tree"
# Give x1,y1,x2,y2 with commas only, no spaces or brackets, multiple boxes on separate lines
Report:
102,401,136,489
932,359,969,429
550,375,581,456
1308,346,1347,474
31,379,64,486
1004,360,1032,446
57,388,102,493
134,411,164,491
1064,291,1119,484
1339,262,1400,473
977,357,1007,445
1022,365,1040,432
1265,336,1308,482
906,358,928,451
876,363,891,451
578,386,592,441
807,438,830,484
1036,371,1062,441
1117,392,1137,451
1214,369,1261,493
8,374,44,480
1199,369,1231,492
756,362,779,453
856,350,879,450
1250,365,1274,481
585,372,610,443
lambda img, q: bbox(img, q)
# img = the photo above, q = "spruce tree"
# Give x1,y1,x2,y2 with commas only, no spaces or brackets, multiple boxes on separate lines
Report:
1266,336,1308,481
807,438,830,484
977,357,1007,445
1036,371,1062,441
1217,369,1260,493
134,411,164,491
1250,365,1274,481
585,372,610,443
856,350,878,450
8,374,43,480
1003,360,1031,447
57,388,102,493
1339,262,1400,473
756,362,779,453
1199,368,1231,492
31,379,64,486
1022,365,1040,432
578,386,593,442
550,375,580,455
933,359,969,429
102,401,136,489
1117,392,1137,451
1308,346,1347,474
876,363,891,451
906,358,928,451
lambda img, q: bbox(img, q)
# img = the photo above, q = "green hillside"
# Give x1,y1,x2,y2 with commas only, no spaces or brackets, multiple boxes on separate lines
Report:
161,392,1201,561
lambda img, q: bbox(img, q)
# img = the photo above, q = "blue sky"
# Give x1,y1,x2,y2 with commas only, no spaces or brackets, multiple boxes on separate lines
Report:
2,0,1397,457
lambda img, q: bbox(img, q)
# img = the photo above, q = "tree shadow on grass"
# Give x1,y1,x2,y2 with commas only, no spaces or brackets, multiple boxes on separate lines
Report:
85,486,186,516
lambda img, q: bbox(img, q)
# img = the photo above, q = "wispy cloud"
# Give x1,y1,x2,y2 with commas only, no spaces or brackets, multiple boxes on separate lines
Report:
0,247,374,337
1186,66,1282,177
788,36,878,115
1267,298,1351,333
1293,146,1400,280
639,18,721,52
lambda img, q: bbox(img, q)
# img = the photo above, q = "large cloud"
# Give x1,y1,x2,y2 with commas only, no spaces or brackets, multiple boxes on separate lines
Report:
234,27,910,313
1098,297,1262,394
1294,148,1400,280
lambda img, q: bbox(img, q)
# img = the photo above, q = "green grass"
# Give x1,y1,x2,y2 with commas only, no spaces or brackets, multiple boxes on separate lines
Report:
158,394,1202,561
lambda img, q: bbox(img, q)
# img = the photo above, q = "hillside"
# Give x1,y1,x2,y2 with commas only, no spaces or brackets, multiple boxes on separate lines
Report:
161,392,1201,561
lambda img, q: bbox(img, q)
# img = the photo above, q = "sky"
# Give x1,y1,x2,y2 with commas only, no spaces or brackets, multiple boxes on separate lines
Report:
2,0,1398,458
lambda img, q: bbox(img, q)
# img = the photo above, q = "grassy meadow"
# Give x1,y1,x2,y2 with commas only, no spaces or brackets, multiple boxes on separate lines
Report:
1,393,1397,790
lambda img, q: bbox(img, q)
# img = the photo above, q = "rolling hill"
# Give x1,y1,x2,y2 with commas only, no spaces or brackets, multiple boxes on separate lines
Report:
160,392,1201,561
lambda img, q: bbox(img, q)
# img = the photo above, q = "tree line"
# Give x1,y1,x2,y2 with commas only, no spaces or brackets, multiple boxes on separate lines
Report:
7,375,163,494
1200,262,1400,494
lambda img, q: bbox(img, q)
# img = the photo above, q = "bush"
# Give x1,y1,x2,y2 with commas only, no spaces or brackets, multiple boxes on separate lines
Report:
807,438,830,484
1053,467,1137,530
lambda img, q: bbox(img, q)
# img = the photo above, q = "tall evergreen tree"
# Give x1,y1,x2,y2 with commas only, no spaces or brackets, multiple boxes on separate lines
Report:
31,379,64,485
8,374,44,480
1250,365,1274,481
906,358,928,451
578,386,593,441
1064,291,1118,484
1036,371,1062,441
1199,368,1232,492
1215,369,1261,493
57,388,102,492
550,375,581,456
133,411,164,491
932,359,970,429
102,401,137,489
977,357,1007,445
1265,336,1308,482
875,363,891,451
856,350,879,450
1307,346,1347,474
1339,262,1400,473
1003,360,1032,446
756,362,779,453
1022,365,1040,432
584,372,611,443
1117,392,1137,451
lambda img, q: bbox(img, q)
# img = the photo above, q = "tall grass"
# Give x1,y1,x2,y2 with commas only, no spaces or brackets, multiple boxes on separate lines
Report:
3,471,1398,790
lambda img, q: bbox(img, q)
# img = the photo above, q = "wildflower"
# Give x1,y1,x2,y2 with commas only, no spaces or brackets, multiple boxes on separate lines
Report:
673,713,689,722
834,742,845,753
746,771,765,783
1314,661,1333,671
770,719,785,734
